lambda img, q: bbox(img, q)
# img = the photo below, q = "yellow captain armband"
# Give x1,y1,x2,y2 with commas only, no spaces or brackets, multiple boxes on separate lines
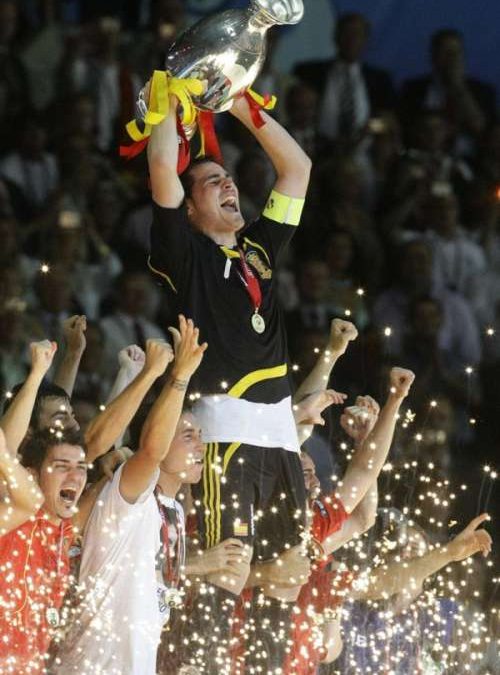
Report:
262,190,305,227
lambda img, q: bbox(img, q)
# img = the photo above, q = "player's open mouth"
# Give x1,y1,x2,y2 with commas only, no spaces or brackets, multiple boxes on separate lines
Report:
221,196,238,212
59,487,77,506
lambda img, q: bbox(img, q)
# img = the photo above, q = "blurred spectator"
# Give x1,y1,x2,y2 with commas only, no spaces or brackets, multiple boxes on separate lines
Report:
420,191,487,297
324,230,369,330
56,133,127,218
91,17,140,152
0,301,40,390
72,321,111,404
0,115,59,217
285,259,339,341
395,295,479,412
399,29,497,156
284,82,319,159
475,122,500,185
0,0,31,151
315,155,384,286
369,111,403,208
31,264,80,343
381,111,473,239
235,151,274,222
372,239,481,366
294,12,395,147
130,0,187,80
100,271,164,373
56,18,140,153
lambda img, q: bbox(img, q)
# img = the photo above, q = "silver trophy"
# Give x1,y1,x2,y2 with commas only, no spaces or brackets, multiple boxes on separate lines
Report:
137,0,304,135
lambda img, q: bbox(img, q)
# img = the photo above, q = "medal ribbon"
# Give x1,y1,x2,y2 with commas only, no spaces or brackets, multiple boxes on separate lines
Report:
155,490,184,586
238,248,262,314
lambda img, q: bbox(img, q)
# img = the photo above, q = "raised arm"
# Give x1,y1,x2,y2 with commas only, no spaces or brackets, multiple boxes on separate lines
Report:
53,315,87,397
84,340,173,464
355,514,492,601
0,341,57,457
294,319,358,403
230,95,312,198
119,316,207,503
323,482,378,556
147,93,184,208
0,429,43,535
336,368,415,514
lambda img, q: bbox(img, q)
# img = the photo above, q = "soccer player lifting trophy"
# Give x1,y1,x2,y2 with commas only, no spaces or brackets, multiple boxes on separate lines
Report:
134,1,311,672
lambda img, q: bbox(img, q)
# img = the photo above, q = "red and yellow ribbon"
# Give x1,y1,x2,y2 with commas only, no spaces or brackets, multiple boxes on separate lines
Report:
244,87,277,128
120,70,204,163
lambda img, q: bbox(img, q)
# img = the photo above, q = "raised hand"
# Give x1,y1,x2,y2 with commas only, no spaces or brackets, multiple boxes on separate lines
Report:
30,340,58,378
389,367,415,400
62,315,87,355
168,315,208,380
118,344,146,378
295,389,347,426
329,319,359,355
340,395,380,443
356,395,380,419
143,339,174,378
449,514,492,561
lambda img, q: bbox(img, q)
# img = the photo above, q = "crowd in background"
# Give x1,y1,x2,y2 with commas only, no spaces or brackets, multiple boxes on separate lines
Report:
0,1,499,671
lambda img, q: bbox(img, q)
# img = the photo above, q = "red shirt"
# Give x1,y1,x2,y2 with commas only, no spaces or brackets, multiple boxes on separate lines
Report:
285,495,352,675
0,510,73,673
231,495,350,675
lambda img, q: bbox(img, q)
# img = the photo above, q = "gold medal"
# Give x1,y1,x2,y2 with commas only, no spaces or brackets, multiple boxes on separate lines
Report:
251,312,266,334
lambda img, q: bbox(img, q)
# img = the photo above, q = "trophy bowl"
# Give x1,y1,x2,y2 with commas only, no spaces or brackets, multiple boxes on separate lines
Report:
165,0,304,113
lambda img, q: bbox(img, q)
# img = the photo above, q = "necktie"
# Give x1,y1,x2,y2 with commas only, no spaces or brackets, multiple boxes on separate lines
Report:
338,67,356,137
133,319,147,350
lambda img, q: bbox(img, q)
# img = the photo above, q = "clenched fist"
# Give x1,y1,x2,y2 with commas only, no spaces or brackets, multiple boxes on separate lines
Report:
63,315,87,354
329,319,358,355
118,344,146,378
389,367,415,399
30,340,57,378
143,339,174,378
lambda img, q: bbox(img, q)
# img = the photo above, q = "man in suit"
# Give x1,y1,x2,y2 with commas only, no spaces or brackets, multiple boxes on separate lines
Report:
399,29,497,155
294,12,395,145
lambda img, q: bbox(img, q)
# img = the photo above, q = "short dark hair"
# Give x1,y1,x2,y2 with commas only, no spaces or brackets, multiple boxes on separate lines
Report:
3,381,70,431
431,28,463,55
335,12,371,40
21,427,86,473
128,399,193,451
180,156,225,199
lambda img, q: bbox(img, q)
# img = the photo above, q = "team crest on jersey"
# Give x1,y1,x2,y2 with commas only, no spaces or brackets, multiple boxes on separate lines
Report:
246,250,272,280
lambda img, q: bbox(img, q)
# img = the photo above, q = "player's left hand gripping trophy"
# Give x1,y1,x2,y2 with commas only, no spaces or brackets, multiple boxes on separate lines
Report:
122,0,304,168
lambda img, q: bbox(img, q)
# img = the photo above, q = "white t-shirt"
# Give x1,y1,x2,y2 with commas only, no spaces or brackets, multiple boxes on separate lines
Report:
54,465,166,675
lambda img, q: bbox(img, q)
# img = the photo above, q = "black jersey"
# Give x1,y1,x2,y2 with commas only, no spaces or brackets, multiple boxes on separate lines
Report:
149,192,302,404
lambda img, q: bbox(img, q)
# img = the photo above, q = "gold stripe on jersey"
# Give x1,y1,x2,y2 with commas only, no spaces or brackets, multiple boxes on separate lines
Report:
203,443,212,547
204,443,222,548
222,442,242,476
227,364,288,399
263,190,305,227
214,443,221,545
147,257,177,293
